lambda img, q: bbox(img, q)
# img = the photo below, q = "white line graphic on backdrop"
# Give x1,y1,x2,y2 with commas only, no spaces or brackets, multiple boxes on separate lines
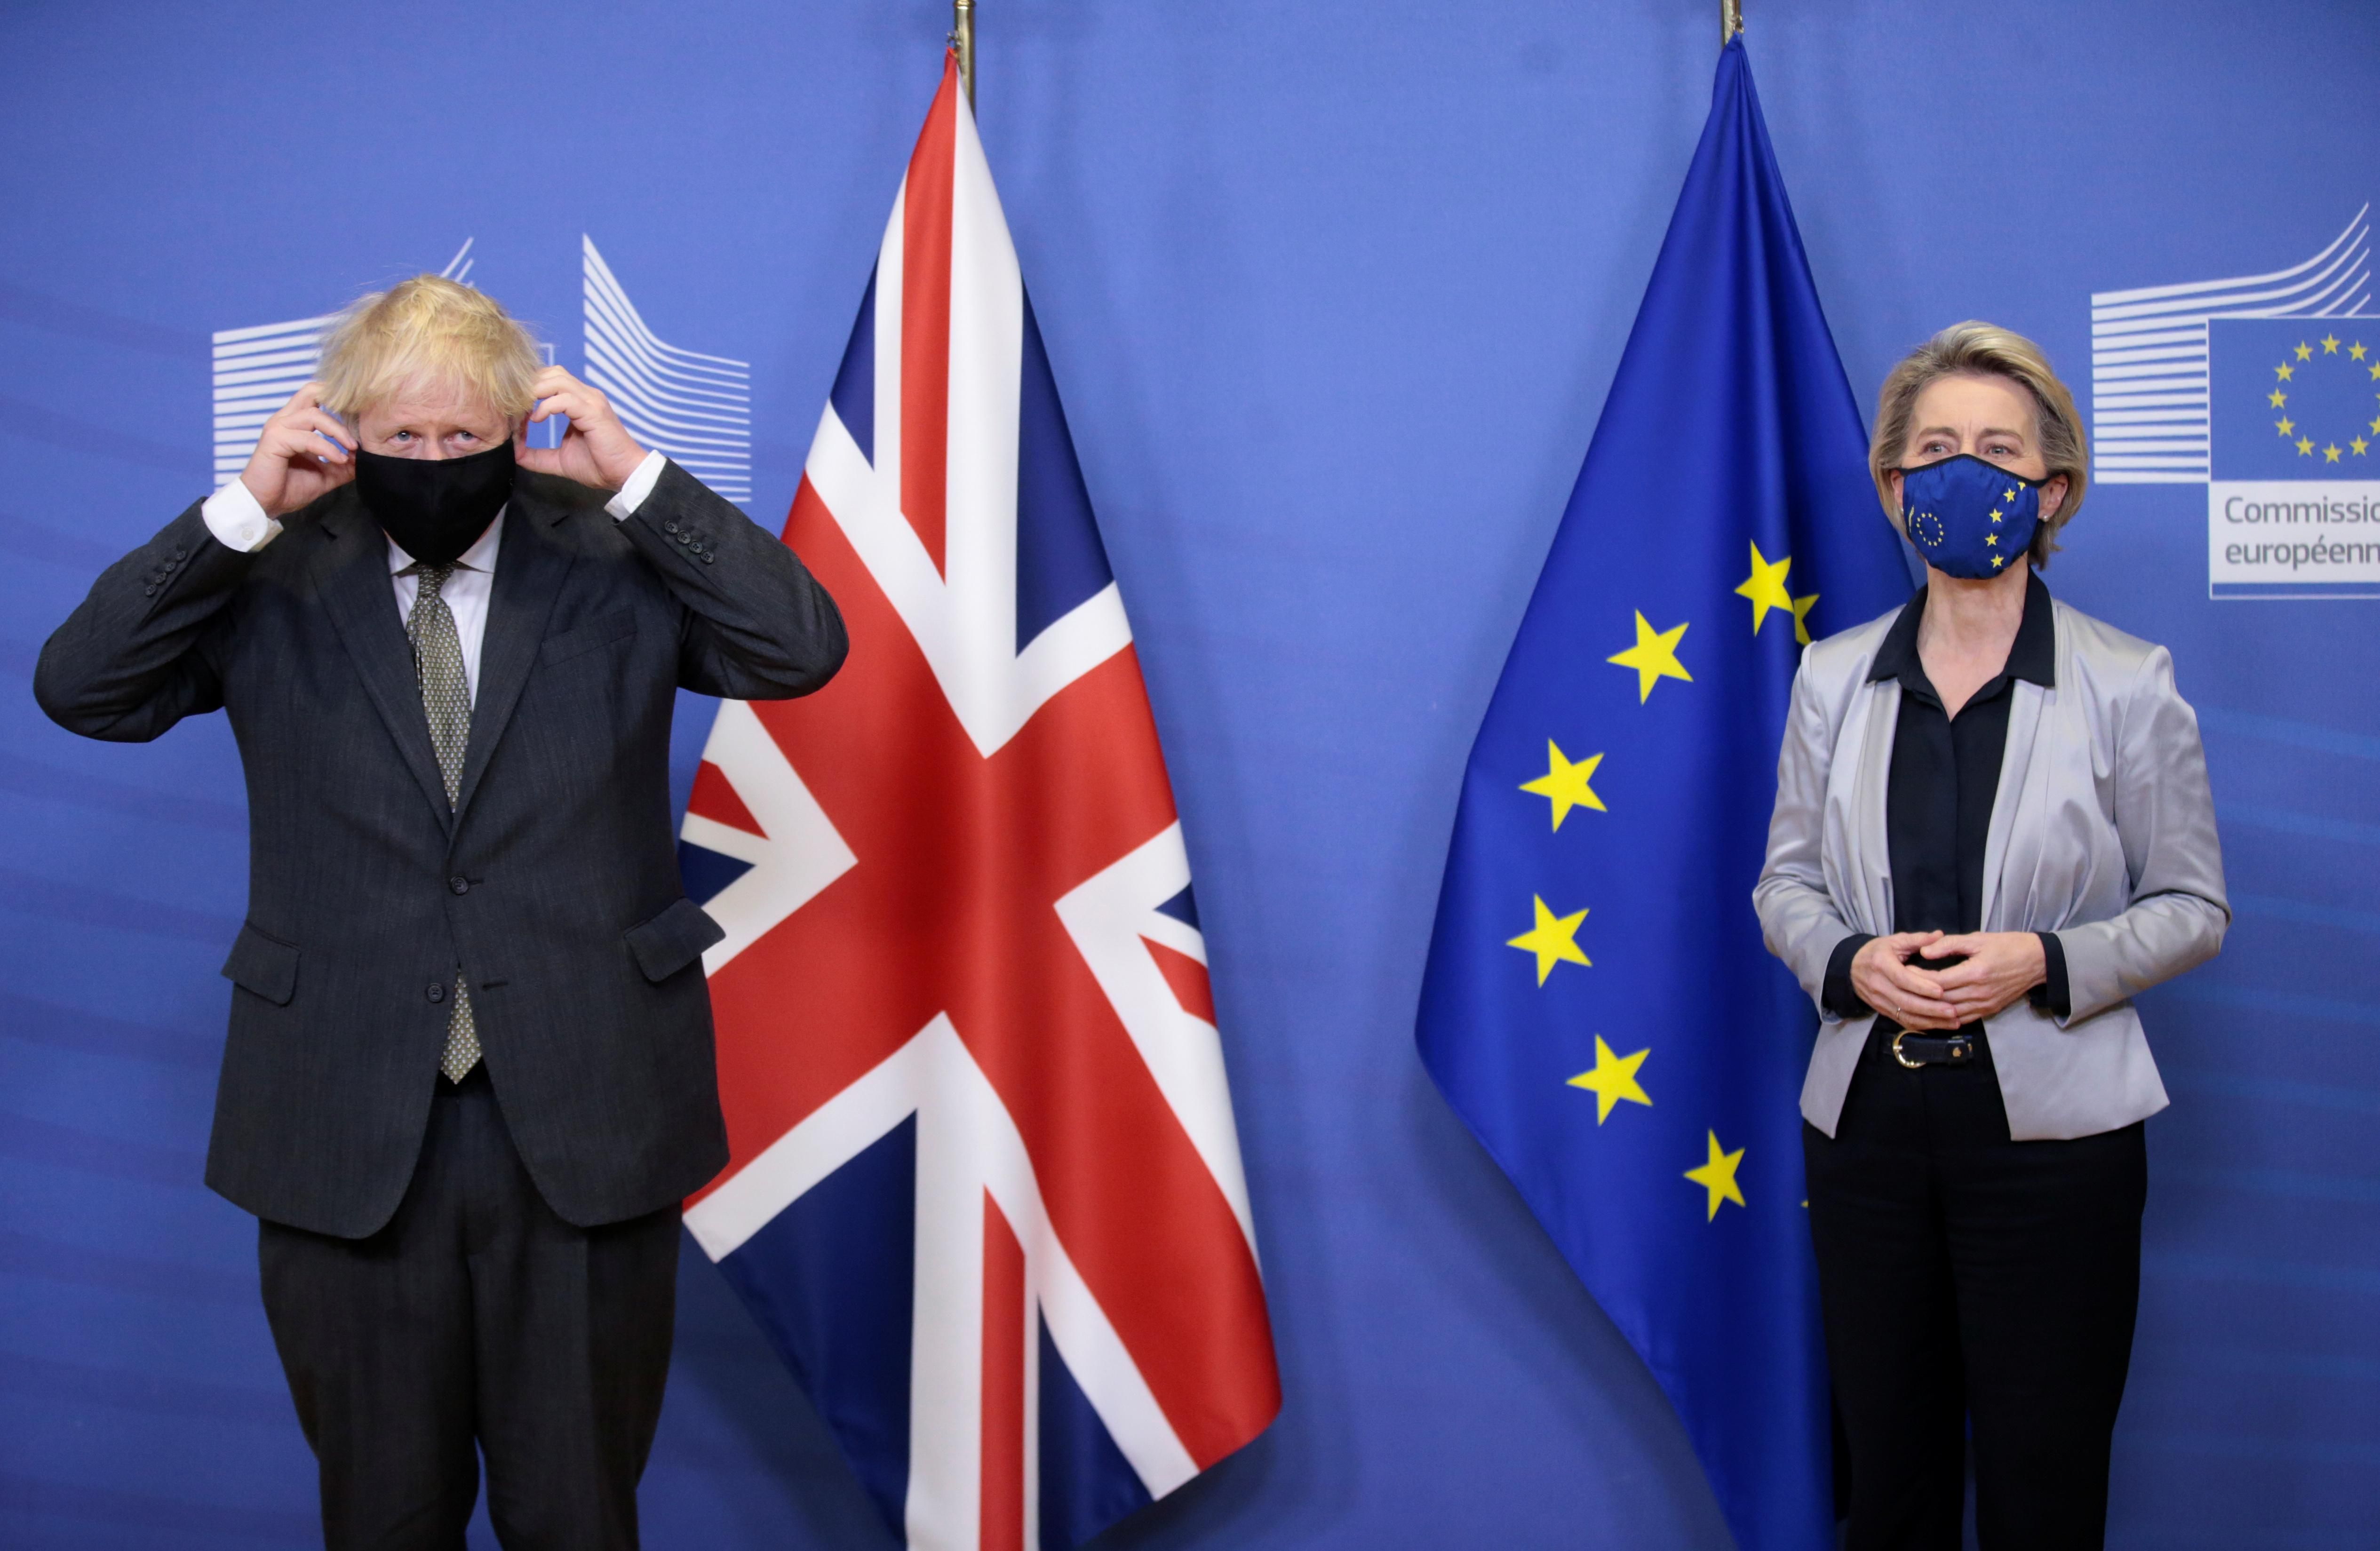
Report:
2089,207,2371,485
581,236,753,506
210,240,477,483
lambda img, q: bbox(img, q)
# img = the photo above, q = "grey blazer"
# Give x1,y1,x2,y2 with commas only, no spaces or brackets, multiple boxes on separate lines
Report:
1753,594,2229,1141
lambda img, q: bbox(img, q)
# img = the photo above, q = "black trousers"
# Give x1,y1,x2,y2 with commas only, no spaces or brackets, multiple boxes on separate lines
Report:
258,1067,682,1551
1804,1028,2146,1551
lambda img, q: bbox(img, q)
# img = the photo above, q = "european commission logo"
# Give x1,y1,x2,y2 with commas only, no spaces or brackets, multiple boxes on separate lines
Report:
2206,320,2380,597
2091,205,2376,598
211,238,752,507
580,237,752,505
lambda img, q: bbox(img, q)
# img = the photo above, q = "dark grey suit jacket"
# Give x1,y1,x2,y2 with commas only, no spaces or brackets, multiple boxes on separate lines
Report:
35,462,846,1236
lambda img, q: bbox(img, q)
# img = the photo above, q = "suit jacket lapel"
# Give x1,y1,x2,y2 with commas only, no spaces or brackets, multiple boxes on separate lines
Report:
310,501,456,830
1848,679,1900,937
1982,654,2052,933
453,491,575,822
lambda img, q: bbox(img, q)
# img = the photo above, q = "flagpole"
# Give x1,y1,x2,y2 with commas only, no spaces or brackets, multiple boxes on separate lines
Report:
952,0,977,105
1721,0,1743,44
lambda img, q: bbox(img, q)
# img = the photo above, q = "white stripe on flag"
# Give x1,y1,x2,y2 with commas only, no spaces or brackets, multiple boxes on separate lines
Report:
1055,825,1261,1261
942,81,1028,733
682,1017,1204,1529
685,699,856,975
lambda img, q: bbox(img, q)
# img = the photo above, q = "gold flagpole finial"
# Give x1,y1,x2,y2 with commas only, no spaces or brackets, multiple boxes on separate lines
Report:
1722,0,1743,45
952,0,977,106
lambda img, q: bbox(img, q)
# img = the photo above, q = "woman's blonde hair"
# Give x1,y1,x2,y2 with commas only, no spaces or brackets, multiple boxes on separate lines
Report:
316,275,541,428
1869,321,2087,569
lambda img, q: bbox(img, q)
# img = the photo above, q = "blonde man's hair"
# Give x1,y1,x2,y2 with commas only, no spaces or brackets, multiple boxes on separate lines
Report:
1869,321,2088,569
316,275,541,429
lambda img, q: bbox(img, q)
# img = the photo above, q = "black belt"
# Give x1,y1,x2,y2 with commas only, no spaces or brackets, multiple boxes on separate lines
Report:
1888,1029,1978,1068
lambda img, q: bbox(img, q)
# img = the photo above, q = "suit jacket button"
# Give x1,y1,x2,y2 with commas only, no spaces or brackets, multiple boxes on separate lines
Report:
172,545,187,559
664,520,679,534
449,876,470,895
143,585,157,597
426,982,447,1003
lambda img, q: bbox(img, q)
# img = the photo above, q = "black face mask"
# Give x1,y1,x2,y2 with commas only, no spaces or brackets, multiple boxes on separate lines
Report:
352,439,516,566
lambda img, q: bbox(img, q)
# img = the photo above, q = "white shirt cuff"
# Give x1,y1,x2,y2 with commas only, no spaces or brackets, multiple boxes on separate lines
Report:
605,450,669,520
201,477,283,553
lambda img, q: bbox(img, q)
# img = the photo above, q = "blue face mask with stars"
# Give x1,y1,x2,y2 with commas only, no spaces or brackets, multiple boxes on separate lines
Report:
1897,453,2042,579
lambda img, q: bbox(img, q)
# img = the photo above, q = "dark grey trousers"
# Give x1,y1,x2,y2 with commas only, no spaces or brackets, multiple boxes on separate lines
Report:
258,1067,682,1551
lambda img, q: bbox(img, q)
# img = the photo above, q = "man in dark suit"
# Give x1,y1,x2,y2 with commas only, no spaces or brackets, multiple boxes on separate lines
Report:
35,275,846,1549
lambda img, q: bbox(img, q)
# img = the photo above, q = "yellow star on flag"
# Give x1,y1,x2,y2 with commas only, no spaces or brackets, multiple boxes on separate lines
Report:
1519,741,1606,830
1507,895,1590,986
2352,342,2370,361
2295,341,2314,360
1566,1035,1652,1124
2368,360,2380,380
1789,592,1819,646
2276,362,2295,381
1607,612,1692,702
2326,444,2344,463
1684,1130,1746,1220
2370,415,2380,436
2322,334,2341,354
2269,388,2289,408
2276,416,2295,437
1734,542,1797,635
2298,436,2316,455
2354,437,2371,456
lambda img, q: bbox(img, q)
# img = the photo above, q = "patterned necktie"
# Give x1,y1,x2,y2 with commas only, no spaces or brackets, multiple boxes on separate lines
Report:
406,563,480,1082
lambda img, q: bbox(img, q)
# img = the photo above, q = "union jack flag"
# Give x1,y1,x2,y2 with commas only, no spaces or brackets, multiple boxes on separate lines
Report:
677,55,1280,1551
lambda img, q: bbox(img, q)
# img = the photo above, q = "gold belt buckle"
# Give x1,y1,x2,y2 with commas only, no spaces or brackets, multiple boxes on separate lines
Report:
1892,1029,1971,1068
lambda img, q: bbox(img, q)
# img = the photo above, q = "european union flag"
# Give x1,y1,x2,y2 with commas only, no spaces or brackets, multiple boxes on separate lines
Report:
1416,40,1907,1551
2209,317,2380,479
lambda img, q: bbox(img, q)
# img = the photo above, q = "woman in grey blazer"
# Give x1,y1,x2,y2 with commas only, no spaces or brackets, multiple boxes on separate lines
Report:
1755,323,2228,1550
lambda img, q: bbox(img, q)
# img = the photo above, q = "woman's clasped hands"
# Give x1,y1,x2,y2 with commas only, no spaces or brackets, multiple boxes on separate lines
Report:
1849,930,2047,1030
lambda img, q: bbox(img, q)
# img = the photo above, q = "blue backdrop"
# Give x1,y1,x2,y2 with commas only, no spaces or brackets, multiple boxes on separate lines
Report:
2,3,2374,1548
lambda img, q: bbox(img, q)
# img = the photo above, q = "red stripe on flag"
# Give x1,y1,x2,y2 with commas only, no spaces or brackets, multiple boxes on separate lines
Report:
899,55,960,574
696,476,1281,1468
980,1194,1027,1551
687,760,766,838
1143,938,1217,1026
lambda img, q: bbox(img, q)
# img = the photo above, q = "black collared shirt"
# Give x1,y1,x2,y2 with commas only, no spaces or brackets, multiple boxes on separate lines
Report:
1822,572,2070,1025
